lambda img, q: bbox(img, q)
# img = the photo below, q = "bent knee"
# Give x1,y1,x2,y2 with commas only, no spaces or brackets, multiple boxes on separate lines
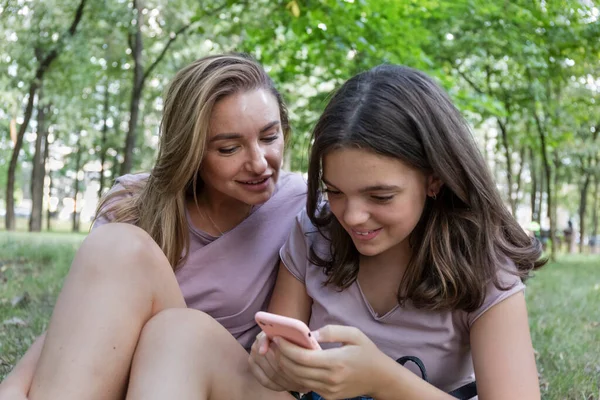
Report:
85,223,157,254
74,223,170,275
140,309,226,345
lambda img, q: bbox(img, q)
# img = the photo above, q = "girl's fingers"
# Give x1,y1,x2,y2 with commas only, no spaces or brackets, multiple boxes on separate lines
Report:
248,355,286,392
277,350,330,382
265,345,299,387
274,337,332,368
257,332,270,355
313,325,365,345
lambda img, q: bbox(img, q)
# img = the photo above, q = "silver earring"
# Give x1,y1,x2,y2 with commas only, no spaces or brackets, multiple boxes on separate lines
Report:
431,193,437,200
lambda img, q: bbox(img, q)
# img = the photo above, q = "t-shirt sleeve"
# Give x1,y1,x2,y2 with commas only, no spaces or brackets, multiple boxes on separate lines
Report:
91,177,137,231
466,262,526,328
279,210,312,283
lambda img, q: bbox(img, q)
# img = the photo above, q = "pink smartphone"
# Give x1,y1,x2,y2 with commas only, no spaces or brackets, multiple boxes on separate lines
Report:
255,311,321,350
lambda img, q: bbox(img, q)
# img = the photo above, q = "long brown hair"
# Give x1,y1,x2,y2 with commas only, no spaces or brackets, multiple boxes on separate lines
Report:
307,65,546,312
94,53,290,269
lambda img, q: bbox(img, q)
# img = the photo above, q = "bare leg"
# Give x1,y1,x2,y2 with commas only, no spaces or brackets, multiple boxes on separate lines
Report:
28,223,186,400
126,308,294,400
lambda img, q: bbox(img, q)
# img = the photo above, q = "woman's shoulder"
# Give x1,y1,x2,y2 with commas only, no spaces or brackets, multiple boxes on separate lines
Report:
93,173,149,229
112,172,150,190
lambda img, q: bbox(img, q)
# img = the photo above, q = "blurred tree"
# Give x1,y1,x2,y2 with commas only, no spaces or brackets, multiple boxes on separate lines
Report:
3,0,87,230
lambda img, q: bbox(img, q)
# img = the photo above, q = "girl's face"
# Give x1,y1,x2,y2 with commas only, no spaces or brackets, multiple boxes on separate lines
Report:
322,147,441,260
200,89,284,206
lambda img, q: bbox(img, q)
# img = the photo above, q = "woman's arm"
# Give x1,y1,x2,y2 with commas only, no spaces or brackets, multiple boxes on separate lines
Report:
0,332,46,397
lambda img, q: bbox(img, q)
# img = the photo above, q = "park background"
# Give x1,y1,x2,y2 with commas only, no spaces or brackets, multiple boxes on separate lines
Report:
0,0,599,398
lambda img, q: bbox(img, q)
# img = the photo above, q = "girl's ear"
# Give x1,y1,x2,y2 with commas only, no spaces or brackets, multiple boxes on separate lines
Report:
427,174,444,198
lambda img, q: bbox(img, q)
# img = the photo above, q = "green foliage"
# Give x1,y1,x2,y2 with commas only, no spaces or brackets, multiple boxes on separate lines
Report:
0,0,598,236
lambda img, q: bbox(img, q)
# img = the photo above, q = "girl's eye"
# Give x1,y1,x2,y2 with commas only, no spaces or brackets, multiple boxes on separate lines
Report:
218,147,238,154
372,195,394,202
262,134,279,143
323,188,341,196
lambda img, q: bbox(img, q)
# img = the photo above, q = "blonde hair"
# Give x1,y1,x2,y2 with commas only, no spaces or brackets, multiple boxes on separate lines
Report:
94,53,290,269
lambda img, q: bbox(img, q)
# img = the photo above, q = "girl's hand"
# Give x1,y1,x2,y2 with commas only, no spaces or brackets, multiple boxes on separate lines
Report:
248,331,309,393
274,325,389,399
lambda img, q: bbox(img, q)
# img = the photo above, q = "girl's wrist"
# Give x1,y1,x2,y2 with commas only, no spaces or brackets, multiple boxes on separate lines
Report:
369,359,455,400
365,350,404,398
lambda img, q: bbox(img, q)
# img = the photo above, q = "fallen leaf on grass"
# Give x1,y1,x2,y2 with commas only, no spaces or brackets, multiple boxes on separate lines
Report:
2,317,28,327
538,372,549,392
0,355,13,368
10,292,30,308
583,364,600,374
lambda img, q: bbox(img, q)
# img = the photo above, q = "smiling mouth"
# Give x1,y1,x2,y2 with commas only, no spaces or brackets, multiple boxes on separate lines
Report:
353,228,381,236
238,177,269,185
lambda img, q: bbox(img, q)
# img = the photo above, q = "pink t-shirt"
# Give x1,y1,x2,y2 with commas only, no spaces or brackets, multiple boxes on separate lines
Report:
280,209,525,393
94,171,307,350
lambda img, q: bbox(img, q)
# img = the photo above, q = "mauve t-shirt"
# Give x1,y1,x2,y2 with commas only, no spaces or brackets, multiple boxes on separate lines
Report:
94,171,306,350
280,209,525,393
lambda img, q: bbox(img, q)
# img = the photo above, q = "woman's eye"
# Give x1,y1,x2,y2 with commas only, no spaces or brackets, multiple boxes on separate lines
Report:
372,195,394,202
262,135,279,143
218,147,238,154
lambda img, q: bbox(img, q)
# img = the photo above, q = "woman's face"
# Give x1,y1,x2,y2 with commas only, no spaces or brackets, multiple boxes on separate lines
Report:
322,147,441,260
200,89,285,206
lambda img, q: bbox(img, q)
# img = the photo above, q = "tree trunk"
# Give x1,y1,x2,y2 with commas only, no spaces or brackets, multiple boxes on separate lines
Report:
591,173,599,254
533,110,555,260
536,165,544,226
497,118,515,214
72,134,83,232
552,151,561,253
6,80,39,230
99,85,110,197
578,167,590,254
590,129,599,253
111,152,120,187
514,146,526,216
4,0,86,230
530,148,538,221
118,0,196,175
121,0,145,175
42,109,51,230
46,171,53,231
29,86,48,232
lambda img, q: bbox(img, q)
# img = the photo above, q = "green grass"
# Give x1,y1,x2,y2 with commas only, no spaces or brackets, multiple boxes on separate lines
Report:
0,232,599,399
0,232,83,377
527,255,600,399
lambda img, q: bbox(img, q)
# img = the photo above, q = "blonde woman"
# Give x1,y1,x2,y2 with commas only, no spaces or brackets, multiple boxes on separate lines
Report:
0,54,305,400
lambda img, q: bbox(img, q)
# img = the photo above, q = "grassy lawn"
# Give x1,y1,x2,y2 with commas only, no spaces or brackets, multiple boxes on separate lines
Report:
0,231,599,399
527,254,600,399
